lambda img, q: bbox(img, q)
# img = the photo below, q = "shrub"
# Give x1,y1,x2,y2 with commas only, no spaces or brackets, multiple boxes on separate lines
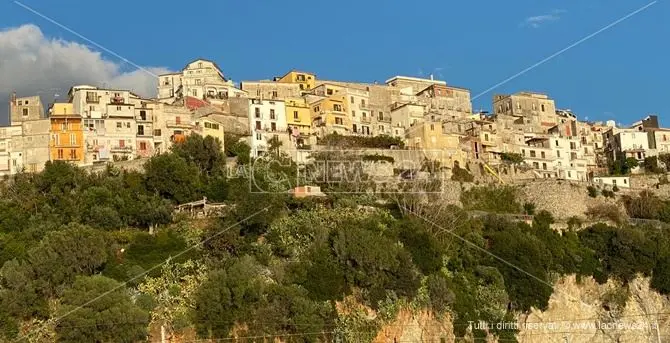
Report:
501,153,524,164
451,166,474,183
585,204,625,225
612,185,619,192
362,154,394,163
523,202,536,215
602,190,615,198
461,186,521,214
587,185,598,198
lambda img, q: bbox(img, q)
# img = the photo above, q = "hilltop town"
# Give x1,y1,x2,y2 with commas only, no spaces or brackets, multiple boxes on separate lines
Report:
3,58,670,185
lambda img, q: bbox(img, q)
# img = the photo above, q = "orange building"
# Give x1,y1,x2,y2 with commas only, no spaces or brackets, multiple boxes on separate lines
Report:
49,103,85,163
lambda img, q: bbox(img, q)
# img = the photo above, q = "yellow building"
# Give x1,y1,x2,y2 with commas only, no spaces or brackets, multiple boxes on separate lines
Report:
277,70,316,92
49,103,84,163
285,98,311,135
194,115,225,150
310,96,350,136
406,121,466,168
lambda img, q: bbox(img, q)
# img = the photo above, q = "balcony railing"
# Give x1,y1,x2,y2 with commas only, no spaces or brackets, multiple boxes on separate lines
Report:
86,96,100,103
110,96,125,104
166,120,193,128
110,146,133,152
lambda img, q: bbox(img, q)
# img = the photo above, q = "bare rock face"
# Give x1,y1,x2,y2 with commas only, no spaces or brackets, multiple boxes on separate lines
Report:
373,309,456,343
517,275,670,343
518,181,621,221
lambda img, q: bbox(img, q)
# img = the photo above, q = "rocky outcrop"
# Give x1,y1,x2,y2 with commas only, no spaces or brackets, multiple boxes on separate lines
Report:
517,275,670,343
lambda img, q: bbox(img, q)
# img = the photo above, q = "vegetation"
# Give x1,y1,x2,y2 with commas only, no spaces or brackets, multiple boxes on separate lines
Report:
0,134,669,343
319,133,405,149
362,154,395,163
451,165,474,182
501,152,524,164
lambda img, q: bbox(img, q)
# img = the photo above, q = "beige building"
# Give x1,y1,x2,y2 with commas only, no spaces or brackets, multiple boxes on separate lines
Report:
390,102,425,130
19,119,51,173
493,92,558,135
405,120,466,168
9,93,44,125
240,81,302,100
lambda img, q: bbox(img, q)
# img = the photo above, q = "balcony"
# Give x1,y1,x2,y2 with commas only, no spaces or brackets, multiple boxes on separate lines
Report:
377,116,391,123
137,131,152,137
360,116,372,123
110,146,133,153
166,120,193,129
110,96,125,105
86,95,100,103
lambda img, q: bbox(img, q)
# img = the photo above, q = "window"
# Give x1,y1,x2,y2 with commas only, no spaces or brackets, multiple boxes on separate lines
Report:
198,62,203,68
271,122,276,131
61,123,66,131
70,134,76,145
154,129,161,136
255,108,261,118
326,89,333,95
119,140,125,148
533,162,539,169
256,133,262,140
352,110,356,117
555,140,559,147
192,89,198,97
351,96,354,103
138,125,145,135
256,121,261,130
335,117,343,125
541,151,545,158
22,108,29,117
522,149,526,156
532,103,537,111
126,122,131,128
612,179,617,185
139,110,147,121
333,104,342,111
57,149,64,159
70,149,77,160
542,163,547,170
530,151,536,157
430,124,435,131
623,179,627,184
293,111,298,119
541,104,546,112
270,109,276,120
272,91,278,98
195,79,202,85
140,142,147,151
116,122,122,128
352,124,357,133
557,151,561,158
570,142,576,149
361,99,366,106
205,122,212,129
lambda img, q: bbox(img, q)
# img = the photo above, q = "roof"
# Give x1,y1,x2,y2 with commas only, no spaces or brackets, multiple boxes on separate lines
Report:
385,75,447,86
185,96,209,110
280,69,316,79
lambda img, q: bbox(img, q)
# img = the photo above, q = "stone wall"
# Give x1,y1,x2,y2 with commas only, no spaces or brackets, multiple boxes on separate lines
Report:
81,158,146,174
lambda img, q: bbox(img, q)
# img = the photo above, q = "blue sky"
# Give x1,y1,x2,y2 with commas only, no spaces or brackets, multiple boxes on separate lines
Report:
0,0,667,125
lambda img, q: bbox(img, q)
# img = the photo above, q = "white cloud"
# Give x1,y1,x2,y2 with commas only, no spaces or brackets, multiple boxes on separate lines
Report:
0,24,171,123
522,9,566,28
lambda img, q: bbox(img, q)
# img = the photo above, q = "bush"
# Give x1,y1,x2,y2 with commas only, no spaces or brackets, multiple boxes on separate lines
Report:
523,202,536,215
587,185,598,198
602,189,615,198
500,153,524,164
612,185,619,192
319,133,404,149
461,186,521,214
585,204,625,225
451,166,474,182
362,154,394,163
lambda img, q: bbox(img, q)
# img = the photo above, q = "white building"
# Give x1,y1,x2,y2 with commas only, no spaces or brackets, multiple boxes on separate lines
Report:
593,176,630,188
0,126,24,176
158,59,245,104
69,86,139,163
248,99,287,157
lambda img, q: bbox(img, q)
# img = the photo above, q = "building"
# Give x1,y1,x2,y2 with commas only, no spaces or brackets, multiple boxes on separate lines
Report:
405,120,466,168
132,99,157,158
9,93,44,125
249,98,287,157
309,95,349,137
158,59,245,103
153,103,195,154
593,176,630,188
19,119,51,173
493,92,558,135
276,70,316,92
0,126,24,176
240,81,302,100
48,103,85,164
344,87,373,136
390,102,425,130
194,114,225,149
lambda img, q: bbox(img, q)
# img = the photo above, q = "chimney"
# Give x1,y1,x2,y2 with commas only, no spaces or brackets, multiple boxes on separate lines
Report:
10,91,16,106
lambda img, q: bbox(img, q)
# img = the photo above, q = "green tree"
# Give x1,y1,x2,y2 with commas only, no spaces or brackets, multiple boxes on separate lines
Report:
194,257,264,339
171,134,225,175
144,154,201,204
55,275,150,343
28,224,109,295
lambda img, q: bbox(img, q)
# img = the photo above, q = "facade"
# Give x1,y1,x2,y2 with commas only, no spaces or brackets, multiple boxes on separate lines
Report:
9,93,44,125
276,70,316,92
48,103,85,164
593,176,630,188
345,87,373,136
194,115,225,149
249,99,288,157
285,98,312,136
20,119,51,173
158,59,245,103
240,81,302,100
405,121,466,168
390,102,425,130
309,95,349,136
0,126,24,175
